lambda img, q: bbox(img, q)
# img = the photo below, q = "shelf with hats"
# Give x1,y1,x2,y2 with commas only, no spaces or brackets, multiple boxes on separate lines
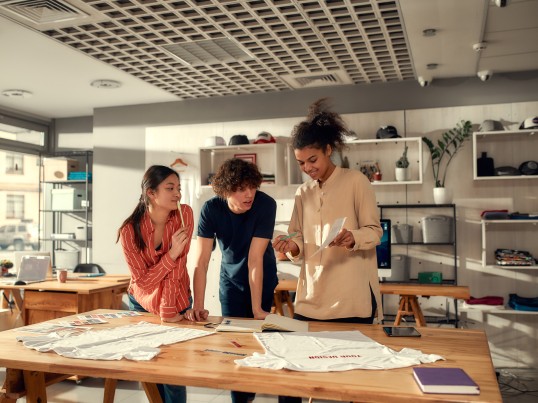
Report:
473,129,538,180
199,141,287,188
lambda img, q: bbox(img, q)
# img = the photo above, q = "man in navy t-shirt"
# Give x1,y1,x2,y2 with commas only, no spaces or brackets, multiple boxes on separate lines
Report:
186,158,277,403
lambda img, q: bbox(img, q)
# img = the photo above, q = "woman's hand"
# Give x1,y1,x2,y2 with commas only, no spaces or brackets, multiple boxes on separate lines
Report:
168,227,189,261
161,313,183,323
185,308,209,321
330,228,355,249
272,235,299,256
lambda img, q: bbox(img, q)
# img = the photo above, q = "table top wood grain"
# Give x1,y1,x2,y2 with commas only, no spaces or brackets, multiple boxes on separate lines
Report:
0,309,501,402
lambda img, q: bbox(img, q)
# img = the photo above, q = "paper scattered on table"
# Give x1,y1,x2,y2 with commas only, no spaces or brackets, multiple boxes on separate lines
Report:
310,217,347,258
77,312,141,320
235,330,444,372
19,321,214,361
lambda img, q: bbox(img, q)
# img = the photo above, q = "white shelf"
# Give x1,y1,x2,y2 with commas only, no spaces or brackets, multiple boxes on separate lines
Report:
473,129,538,180
481,219,537,268
199,142,286,187
459,306,538,315
344,137,423,185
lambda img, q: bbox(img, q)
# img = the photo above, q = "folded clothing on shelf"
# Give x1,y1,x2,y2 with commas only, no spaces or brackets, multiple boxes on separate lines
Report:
465,296,504,306
495,249,535,266
481,210,509,219
508,294,538,311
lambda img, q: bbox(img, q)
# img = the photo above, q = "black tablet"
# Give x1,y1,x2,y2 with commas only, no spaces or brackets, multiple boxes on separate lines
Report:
383,326,421,337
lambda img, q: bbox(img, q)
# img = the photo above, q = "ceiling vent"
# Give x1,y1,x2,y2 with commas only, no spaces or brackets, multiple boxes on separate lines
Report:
162,37,255,67
0,0,87,23
280,70,353,89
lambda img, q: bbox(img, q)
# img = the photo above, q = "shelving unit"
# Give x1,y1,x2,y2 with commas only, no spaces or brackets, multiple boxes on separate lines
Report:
481,219,538,269
287,137,423,186
199,142,287,187
472,129,538,180
378,203,459,326
39,151,92,268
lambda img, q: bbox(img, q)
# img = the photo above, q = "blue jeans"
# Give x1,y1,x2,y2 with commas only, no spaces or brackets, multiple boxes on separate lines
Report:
128,294,192,403
220,282,275,403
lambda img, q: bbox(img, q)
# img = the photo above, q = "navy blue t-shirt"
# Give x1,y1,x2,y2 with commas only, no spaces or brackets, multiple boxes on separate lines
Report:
198,191,278,293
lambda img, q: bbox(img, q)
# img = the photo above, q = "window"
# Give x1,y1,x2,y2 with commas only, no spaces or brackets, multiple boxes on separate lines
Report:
5,153,24,174
6,195,24,219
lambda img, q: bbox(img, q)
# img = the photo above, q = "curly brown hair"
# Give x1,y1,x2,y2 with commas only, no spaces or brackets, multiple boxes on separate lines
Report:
211,158,262,198
291,97,349,152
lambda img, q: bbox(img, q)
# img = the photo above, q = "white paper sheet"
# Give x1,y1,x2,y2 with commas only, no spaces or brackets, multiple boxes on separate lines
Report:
310,217,346,258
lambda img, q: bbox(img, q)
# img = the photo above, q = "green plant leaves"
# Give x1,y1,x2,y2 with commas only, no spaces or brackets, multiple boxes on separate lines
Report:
422,120,472,187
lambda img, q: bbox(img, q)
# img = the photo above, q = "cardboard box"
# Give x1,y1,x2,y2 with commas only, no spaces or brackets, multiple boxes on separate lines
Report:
51,188,87,210
43,158,79,181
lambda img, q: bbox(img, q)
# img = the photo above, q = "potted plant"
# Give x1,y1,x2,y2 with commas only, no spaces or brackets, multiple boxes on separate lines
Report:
422,120,473,203
395,144,410,181
1,259,13,276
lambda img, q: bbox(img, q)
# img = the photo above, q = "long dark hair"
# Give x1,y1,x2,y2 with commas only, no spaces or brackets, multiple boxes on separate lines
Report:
116,165,179,250
291,97,349,153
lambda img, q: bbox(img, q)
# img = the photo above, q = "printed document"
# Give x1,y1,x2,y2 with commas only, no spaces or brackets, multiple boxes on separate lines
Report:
311,217,347,258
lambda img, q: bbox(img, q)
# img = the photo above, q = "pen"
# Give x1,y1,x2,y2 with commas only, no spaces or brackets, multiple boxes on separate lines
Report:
204,349,247,357
81,273,105,277
281,232,297,240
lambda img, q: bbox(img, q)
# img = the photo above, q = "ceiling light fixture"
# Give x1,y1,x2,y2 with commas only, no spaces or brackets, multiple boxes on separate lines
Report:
418,76,432,87
473,42,487,52
2,89,33,98
422,28,437,37
90,79,121,89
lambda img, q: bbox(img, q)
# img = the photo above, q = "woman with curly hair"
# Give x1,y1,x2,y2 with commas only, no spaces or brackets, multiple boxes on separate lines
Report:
186,157,277,403
273,98,383,325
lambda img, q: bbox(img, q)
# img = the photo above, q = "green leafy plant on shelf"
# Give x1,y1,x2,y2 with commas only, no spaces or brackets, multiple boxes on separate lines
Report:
422,120,473,187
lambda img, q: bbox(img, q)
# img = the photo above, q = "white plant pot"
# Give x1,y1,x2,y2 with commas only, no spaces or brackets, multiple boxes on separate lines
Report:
395,167,410,182
433,187,452,205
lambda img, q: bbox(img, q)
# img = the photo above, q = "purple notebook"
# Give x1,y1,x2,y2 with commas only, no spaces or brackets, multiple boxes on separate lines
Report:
413,367,480,395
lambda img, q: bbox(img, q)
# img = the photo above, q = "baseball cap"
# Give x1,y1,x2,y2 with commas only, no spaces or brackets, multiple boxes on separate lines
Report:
479,120,504,132
204,136,226,147
229,134,250,145
519,116,538,130
254,131,276,144
376,125,400,139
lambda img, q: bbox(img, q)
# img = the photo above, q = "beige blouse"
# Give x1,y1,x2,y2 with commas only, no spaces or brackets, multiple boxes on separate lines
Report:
288,166,383,320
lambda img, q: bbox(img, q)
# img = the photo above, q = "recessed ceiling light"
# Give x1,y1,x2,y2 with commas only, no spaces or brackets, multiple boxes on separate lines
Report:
422,28,437,37
2,89,33,98
90,80,122,89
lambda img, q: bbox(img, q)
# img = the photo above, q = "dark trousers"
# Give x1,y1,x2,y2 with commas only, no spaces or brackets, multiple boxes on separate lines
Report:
279,287,377,403
220,283,274,403
128,294,191,403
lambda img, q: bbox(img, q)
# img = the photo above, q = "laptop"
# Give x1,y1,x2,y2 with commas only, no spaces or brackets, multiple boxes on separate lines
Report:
0,255,51,285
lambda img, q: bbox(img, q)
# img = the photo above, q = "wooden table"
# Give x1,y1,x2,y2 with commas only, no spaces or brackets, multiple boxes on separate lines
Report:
274,275,470,327
0,309,501,403
0,275,130,325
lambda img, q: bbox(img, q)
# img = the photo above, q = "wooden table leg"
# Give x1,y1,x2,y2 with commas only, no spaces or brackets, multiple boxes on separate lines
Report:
273,291,284,316
103,378,118,403
283,291,294,317
22,371,47,403
409,296,427,327
141,382,163,403
394,296,407,325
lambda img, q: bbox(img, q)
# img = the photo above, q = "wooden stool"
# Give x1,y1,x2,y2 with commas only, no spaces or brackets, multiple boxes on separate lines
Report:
394,295,426,327
272,290,295,317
